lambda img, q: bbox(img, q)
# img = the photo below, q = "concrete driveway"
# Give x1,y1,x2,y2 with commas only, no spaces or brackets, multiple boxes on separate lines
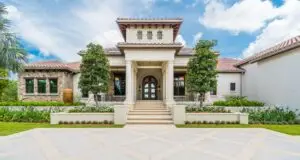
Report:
0,125,300,160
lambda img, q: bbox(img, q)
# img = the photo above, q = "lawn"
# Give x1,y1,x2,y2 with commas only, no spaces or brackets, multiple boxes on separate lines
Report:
0,122,124,136
176,124,300,135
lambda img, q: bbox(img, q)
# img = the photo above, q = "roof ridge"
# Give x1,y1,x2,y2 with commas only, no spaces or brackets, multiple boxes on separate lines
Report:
236,35,300,66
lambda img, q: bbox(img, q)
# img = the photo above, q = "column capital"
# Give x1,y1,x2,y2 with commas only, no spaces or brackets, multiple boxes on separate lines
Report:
125,60,132,64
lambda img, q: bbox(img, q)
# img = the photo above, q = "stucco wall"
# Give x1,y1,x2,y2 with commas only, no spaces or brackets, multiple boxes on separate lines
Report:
241,48,300,109
126,26,173,43
217,73,241,97
124,49,176,61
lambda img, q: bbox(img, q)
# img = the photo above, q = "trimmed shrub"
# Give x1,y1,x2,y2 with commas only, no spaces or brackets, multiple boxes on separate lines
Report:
0,101,82,106
213,96,264,107
186,106,230,113
69,106,114,113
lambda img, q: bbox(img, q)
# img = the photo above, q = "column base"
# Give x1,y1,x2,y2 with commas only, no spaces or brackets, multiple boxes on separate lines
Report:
124,101,135,110
165,100,175,108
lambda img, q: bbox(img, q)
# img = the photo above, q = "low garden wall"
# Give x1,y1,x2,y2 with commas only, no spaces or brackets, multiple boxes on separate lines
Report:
172,105,249,125
50,105,128,125
186,113,248,124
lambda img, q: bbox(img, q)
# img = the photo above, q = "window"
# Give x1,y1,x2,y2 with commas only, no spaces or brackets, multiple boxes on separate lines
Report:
49,79,58,94
174,74,185,96
114,73,126,95
230,83,236,91
25,79,34,94
37,79,46,94
157,31,163,40
147,31,153,40
137,30,142,40
81,90,89,98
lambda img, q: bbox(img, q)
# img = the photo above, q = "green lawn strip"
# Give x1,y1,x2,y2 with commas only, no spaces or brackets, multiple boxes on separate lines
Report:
176,124,300,135
0,122,124,136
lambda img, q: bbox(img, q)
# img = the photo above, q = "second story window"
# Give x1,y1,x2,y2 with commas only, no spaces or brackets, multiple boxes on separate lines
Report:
157,31,163,40
137,30,142,40
147,31,153,40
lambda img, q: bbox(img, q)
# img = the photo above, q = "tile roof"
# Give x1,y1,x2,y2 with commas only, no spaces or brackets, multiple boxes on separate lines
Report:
217,58,244,73
236,35,300,66
116,17,183,21
117,42,183,47
25,57,242,73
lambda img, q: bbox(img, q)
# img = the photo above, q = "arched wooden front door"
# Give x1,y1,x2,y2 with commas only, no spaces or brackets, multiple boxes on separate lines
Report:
142,76,157,100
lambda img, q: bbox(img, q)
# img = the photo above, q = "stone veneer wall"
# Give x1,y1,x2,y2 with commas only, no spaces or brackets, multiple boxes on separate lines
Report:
18,70,74,102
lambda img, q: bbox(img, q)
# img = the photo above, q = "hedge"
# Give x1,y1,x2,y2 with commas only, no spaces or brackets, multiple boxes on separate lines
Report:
0,101,82,106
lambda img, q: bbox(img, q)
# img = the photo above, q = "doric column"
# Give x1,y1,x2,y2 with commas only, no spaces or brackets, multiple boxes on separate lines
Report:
166,60,174,106
162,63,166,103
125,60,133,105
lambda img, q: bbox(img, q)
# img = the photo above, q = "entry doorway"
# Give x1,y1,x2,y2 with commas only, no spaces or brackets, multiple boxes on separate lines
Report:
142,76,157,100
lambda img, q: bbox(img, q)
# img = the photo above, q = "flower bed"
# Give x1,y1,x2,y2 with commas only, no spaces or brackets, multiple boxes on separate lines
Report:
51,105,128,125
172,105,249,124
242,107,299,124
213,96,264,107
68,106,113,113
0,106,63,123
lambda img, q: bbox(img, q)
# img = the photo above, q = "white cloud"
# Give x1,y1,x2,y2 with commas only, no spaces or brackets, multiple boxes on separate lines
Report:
175,34,186,46
174,0,181,3
6,0,154,62
242,0,300,57
193,32,203,44
27,54,36,59
199,0,278,34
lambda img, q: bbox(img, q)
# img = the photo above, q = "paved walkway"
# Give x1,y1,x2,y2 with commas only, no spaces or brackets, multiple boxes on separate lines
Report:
1,125,300,160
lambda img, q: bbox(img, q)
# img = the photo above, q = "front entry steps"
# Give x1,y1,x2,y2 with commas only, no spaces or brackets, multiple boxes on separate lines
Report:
127,101,173,124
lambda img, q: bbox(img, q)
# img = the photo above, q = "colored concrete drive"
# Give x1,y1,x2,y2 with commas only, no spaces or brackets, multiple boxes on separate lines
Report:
1,125,300,160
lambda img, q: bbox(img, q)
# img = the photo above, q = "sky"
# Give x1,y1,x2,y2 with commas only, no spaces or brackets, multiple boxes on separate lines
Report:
3,0,300,62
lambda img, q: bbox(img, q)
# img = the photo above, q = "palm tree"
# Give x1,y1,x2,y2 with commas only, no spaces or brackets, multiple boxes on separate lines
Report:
0,2,27,73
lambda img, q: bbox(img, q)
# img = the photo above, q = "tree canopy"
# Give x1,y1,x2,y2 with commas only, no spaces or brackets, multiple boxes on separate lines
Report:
0,2,27,72
78,43,110,106
186,40,218,107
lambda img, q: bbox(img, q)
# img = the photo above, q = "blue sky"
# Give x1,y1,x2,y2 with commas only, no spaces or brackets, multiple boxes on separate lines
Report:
3,0,300,62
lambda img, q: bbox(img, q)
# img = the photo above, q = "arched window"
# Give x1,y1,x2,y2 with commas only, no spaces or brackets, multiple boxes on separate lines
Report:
147,31,153,40
137,30,142,40
157,31,163,40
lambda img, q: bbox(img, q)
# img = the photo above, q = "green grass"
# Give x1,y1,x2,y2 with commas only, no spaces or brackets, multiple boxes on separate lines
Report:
0,122,124,136
176,124,300,135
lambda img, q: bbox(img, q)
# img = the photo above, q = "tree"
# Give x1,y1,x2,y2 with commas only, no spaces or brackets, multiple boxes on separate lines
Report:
0,3,27,72
0,80,17,101
186,40,218,107
78,43,110,107
0,68,9,100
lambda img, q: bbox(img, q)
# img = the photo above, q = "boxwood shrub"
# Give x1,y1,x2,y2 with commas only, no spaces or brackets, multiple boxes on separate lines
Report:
68,106,114,113
0,101,82,106
213,99,264,106
186,106,230,113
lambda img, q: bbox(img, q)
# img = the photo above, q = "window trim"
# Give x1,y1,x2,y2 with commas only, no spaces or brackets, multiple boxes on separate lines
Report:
25,78,34,94
147,31,153,40
137,30,143,40
174,73,185,96
157,30,163,40
114,73,126,96
37,79,47,94
230,82,236,91
49,78,58,94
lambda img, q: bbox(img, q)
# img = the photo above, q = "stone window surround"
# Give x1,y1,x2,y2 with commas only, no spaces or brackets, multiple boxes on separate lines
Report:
24,77,59,96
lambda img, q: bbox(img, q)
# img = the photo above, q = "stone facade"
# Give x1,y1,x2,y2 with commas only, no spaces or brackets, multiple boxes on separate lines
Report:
18,70,74,102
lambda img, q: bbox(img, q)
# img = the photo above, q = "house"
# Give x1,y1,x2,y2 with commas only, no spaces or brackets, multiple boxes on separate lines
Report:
18,18,300,110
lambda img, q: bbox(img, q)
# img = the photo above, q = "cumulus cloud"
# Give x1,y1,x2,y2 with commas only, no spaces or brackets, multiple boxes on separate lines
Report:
175,34,186,46
5,0,154,62
199,0,278,34
193,32,203,44
242,0,300,57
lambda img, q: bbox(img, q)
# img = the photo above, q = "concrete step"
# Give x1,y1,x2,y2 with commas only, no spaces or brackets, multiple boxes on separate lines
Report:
131,109,170,112
128,112,171,115
127,115,172,120
133,108,167,110
127,119,174,124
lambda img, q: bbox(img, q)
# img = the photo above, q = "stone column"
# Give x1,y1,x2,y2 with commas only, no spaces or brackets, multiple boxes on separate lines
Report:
125,60,133,106
162,63,166,103
166,60,174,107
